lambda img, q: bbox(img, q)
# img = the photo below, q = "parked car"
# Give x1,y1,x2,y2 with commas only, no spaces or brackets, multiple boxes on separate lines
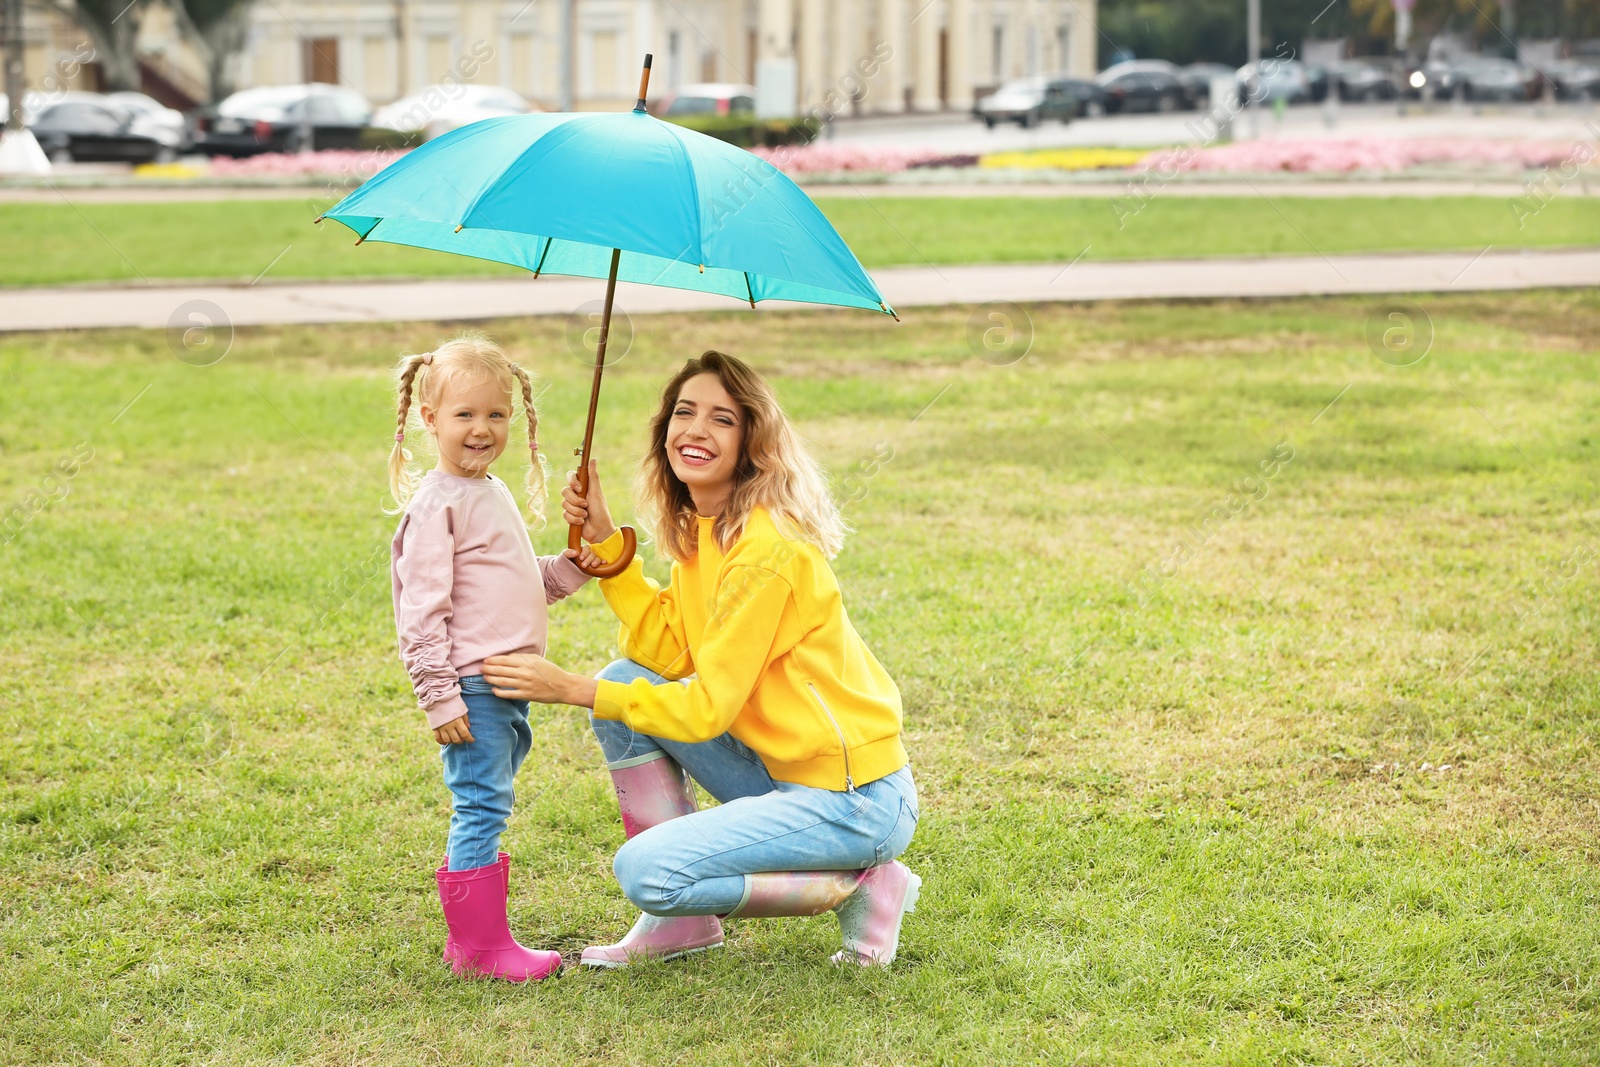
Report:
1178,62,1236,106
105,90,190,150
656,83,755,117
1098,59,1182,81
1045,76,1111,118
192,84,373,156
1327,58,1397,101
1237,59,1312,103
1304,62,1331,101
1399,56,1453,99
28,97,171,164
372,84,533,139
974,75,1051,126
1542,59,1600,100
1449,57,1537,101
1095,61,1187,112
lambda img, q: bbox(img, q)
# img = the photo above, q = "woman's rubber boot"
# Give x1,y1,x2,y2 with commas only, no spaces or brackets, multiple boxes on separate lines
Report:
724,870,867,917
436,855,562,981
830,861,921,967
580,752,724,968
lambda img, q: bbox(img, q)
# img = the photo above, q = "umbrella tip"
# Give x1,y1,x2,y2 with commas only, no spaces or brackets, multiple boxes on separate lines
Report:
881,303,900,322
454,224,464,233
634,54,653,112
312,215,324,224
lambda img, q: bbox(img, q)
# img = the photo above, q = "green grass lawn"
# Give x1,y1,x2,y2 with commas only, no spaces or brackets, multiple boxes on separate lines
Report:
2,292,1598,1065
3,193,1597,287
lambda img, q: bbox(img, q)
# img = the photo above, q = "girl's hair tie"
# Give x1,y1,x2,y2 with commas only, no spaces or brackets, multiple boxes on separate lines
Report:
395,430,406,443
421,352,434,366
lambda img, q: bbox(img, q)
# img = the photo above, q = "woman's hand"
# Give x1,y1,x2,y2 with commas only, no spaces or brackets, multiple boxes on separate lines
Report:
562,460,617,544
433,713,474,745
482,652,599,708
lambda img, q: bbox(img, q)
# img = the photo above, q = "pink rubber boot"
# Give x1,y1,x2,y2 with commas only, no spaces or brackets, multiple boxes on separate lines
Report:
580,753,725,968
830,861,921,967
721,865,921,967
442,851,510,963
436,854,562,982
724,870,867,918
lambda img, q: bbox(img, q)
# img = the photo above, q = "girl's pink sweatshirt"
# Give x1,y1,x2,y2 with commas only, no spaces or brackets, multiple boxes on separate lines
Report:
391,470,589,729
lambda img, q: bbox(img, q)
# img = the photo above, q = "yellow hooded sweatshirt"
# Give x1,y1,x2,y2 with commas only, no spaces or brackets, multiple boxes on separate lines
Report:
588,507,907,791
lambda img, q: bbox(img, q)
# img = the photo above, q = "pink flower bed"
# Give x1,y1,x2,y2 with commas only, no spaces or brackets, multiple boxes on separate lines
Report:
205,143,957,180
206,149,409,179
749,144,956,173
1141,137,1580,174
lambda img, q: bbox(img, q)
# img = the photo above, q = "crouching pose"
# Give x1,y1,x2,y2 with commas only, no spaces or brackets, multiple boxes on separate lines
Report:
484,350,921,968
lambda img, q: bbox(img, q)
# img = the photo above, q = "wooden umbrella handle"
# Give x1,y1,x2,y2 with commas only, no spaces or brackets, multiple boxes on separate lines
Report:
568,461,637,578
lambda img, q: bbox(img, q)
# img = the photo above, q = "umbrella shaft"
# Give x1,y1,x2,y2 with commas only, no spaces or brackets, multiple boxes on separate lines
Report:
579,246,622,469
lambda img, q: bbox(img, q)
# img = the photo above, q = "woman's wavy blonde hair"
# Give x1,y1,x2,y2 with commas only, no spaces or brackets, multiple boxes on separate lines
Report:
386,331,550,526
637,350,847,561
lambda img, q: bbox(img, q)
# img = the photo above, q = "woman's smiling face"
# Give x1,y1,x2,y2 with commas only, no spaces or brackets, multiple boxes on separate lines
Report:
422,373,511,478
666,372,745,515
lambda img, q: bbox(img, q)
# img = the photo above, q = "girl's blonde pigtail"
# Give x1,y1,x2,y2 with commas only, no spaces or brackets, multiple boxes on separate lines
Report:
509,362,549,528
388,353,430,512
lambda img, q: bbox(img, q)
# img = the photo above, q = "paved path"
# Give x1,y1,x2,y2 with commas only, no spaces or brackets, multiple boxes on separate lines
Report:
1,248,1593,332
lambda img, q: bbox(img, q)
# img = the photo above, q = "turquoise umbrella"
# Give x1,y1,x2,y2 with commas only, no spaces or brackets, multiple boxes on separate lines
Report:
318,56,895,576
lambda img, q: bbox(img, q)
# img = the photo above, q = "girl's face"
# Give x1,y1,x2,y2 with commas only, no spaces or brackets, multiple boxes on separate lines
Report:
422,373,511,479
665,372,745,514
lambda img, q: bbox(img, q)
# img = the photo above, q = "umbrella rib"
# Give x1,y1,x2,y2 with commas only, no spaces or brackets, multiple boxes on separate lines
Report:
653,120,706,269
531,238,552,278
743,271,755,309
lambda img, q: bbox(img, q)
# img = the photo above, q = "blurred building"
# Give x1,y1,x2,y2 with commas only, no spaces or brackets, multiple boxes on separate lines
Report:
236,0,1098,111
11,2,208,107
15,0,1097,112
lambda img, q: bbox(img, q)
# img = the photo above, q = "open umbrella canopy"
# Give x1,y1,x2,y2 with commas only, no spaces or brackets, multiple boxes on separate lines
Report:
320,110,895,316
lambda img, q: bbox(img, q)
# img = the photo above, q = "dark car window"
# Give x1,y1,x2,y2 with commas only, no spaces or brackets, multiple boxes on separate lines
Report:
36,102,124,133
1110,72,1168,90
730,95,755,112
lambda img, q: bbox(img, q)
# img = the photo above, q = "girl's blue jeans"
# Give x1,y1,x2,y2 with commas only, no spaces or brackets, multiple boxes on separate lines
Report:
590,658,920,916
440,675,531,872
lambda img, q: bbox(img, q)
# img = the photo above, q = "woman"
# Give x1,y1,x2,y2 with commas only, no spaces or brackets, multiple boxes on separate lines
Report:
483,351,920,969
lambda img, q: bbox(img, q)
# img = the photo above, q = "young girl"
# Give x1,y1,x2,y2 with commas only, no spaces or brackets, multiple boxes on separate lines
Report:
388,332,587,982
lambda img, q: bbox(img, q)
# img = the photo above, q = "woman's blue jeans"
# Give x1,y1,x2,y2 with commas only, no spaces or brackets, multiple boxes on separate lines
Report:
590,658,920,917
440,675,531,872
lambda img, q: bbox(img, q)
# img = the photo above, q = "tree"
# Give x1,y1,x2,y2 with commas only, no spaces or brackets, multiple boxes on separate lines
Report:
42,0,148,91
171,0,253,102
1099,1,1600,67
1097,0,1368,68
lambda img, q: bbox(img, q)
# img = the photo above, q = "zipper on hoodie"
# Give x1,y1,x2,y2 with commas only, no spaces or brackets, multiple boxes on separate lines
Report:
806,682,855,793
